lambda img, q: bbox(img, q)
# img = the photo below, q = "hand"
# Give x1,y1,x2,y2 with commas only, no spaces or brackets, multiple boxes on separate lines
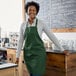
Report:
15,58,19,64
63,50,69,55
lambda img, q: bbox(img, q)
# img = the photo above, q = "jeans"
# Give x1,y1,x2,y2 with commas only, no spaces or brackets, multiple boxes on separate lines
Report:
30,74,42,76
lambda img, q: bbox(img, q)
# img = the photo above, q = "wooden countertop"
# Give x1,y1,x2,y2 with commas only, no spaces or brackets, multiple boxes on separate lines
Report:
46,50,76,54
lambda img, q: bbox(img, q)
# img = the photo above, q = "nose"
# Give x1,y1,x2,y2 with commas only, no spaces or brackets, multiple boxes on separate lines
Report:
30,10,35,13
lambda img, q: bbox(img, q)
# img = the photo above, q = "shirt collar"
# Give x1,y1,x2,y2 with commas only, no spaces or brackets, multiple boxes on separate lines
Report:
27,18,37,26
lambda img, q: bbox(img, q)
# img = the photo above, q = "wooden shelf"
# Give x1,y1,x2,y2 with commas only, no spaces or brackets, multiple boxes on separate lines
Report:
51,28,76,32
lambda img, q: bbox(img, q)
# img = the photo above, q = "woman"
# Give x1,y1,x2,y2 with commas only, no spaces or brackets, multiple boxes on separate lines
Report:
16,1,67,76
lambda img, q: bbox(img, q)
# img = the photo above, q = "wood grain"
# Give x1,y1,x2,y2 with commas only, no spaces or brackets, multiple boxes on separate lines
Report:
51,28,76,32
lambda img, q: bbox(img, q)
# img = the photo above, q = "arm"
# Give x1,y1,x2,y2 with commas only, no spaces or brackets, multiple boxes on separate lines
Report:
43,23,64,52
16,23,24,58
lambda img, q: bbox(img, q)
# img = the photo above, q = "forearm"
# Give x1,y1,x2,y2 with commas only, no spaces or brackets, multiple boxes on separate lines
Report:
43,25,64,51
47,31,64,51
16,38,24,58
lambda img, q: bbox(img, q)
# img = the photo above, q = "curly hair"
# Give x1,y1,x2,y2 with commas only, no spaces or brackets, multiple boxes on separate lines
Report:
25,1,40,14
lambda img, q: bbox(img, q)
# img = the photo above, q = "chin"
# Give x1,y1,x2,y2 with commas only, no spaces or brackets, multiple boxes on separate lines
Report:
30,16,36,19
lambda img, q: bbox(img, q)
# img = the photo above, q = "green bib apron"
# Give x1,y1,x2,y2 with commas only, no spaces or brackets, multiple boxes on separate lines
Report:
23,19,46,74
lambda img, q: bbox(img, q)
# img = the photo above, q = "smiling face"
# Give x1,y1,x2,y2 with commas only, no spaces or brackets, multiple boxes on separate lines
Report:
27,5,37,20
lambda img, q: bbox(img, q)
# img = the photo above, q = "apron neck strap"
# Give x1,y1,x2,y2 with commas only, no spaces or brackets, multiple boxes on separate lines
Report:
35,18,38,27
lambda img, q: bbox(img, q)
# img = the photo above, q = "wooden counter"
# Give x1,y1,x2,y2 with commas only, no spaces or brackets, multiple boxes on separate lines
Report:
7,48,76,76
44,51,76,76
0,63,18,76
7,48,29,76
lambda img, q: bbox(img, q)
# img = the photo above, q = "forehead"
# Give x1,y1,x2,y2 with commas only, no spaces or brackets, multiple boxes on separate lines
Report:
28,5,36,9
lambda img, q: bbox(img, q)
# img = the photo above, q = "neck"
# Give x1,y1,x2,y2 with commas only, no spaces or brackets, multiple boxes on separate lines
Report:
28,17,35,24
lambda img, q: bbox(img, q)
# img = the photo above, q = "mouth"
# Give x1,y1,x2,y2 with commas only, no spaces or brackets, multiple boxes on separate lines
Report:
30,13,35,16
29,14,36,18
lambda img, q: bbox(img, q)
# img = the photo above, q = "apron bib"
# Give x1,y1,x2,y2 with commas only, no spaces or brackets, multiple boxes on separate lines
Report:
23,19,46,74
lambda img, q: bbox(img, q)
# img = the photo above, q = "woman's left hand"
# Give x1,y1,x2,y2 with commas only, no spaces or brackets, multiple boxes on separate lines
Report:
63,50,70,55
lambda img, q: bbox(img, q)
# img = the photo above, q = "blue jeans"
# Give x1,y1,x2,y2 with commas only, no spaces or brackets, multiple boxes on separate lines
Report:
30,74,42,76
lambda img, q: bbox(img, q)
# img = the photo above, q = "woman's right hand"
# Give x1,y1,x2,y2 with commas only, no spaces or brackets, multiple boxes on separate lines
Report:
15,58,19,64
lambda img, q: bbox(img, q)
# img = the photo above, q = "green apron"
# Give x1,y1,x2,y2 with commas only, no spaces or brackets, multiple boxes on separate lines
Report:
23,19,46,74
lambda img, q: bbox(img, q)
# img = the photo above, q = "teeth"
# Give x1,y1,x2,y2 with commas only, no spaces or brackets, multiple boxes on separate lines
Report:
30,13,34,15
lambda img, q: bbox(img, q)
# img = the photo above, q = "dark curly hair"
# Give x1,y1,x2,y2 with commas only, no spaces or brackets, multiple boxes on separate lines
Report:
25,1,40,14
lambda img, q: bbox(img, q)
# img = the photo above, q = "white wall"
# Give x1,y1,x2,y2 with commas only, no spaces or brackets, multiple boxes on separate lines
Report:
54,33,76,40
0,0,22,37
0,0,76,39
43,32,76,40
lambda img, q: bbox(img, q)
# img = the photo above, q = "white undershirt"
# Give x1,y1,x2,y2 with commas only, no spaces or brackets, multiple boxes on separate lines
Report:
16,18,64,58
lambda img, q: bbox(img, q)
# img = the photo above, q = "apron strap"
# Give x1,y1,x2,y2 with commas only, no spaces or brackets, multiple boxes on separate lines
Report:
36,18,38,27
26,22,28,27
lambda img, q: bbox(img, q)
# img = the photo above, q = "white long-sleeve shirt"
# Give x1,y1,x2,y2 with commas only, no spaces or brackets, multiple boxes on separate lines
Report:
16,18,64,58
